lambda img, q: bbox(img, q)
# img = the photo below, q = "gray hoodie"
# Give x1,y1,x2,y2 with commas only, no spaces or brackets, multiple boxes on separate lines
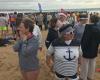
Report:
13,36,39,71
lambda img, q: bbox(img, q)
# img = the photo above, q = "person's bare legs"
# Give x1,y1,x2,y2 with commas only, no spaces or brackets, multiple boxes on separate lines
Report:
26,70,40,80
21,70,39,80
21,71,27,80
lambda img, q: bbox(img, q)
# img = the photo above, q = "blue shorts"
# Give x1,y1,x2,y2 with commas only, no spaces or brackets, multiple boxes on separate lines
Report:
10,22,16,28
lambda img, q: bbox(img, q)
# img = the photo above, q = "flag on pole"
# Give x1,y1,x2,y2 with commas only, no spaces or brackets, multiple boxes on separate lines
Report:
38,3,42,13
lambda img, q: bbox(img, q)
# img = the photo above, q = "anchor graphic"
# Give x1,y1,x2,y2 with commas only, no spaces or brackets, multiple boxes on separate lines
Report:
63,48,76,61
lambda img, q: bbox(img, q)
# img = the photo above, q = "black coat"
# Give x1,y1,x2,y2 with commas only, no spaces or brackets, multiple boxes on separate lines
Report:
81,24,100,58
45,28,59,49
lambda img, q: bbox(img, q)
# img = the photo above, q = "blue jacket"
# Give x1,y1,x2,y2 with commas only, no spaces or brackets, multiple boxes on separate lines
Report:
13,36,39,71
81,23,100,58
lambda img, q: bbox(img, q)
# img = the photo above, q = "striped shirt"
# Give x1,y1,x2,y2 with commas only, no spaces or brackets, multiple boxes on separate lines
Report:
47,38,81,76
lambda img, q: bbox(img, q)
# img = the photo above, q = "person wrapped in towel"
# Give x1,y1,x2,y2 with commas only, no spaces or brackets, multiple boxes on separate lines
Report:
46,24,82,80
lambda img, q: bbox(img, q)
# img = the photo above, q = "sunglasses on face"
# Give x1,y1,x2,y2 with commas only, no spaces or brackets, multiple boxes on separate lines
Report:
64,31,74,35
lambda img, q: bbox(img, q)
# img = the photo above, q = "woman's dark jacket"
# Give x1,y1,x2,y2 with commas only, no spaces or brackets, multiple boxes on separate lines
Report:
81,23,100,58
45,27,58,49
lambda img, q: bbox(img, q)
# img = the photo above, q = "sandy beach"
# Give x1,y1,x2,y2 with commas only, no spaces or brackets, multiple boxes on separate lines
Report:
0,31,100,80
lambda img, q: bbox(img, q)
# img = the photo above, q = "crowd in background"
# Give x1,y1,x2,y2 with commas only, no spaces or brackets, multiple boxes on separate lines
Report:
0,11,100,80
0,11,99,39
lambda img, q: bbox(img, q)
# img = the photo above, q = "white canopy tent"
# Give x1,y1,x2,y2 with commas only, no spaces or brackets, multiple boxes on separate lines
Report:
0,0,100,13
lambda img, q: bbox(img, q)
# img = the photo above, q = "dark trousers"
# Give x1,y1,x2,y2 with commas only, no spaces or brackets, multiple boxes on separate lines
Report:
55,72,77,79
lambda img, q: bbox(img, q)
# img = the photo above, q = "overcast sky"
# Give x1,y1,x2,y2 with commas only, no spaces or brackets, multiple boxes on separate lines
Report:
0,0,99,10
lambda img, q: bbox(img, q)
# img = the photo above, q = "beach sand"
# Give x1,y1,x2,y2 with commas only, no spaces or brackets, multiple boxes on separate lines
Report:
0,31,100,80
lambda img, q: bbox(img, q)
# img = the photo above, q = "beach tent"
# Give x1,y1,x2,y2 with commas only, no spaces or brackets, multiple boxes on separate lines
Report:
0,0,100,13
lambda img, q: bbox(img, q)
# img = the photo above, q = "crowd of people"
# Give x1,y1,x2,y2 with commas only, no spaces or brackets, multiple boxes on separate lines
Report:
0,11,100,80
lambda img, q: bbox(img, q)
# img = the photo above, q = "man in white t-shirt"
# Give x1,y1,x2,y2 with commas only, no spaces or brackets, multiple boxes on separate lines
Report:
33,24,43,51
28,15,43,51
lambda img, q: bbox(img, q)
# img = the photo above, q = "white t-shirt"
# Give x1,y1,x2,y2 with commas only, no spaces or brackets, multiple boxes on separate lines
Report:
33,24,43,47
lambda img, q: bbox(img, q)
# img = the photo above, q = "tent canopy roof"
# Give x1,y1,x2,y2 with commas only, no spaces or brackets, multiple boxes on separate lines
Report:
0,0,100,12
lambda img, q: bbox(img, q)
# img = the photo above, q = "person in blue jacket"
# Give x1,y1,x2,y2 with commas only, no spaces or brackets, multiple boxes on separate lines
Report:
13,18,39,80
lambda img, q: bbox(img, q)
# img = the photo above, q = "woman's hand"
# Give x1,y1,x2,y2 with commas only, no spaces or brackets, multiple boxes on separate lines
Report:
22,34,27,41
18,31,27,41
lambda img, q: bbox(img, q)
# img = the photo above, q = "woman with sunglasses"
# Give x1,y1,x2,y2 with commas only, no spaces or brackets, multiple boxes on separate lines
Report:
46,24,81,80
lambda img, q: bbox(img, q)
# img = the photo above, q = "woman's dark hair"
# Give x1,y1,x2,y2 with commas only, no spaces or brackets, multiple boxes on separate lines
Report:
49,18,58,28
90,15,99,24
21,18,34,33
17,13,23,18
16,13,23,27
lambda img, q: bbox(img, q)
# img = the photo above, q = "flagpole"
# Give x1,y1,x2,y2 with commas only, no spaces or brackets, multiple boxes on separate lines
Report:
38,3,42,13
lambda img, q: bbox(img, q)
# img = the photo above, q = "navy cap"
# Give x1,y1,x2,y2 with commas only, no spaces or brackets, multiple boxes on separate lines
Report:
59,24,74,34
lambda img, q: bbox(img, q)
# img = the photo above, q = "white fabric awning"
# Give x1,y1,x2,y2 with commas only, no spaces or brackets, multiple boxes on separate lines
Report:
0,0,100,12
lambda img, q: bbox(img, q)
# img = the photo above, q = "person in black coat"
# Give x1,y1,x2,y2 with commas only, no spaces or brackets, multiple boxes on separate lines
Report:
45,18,59,49
80,15,100,80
